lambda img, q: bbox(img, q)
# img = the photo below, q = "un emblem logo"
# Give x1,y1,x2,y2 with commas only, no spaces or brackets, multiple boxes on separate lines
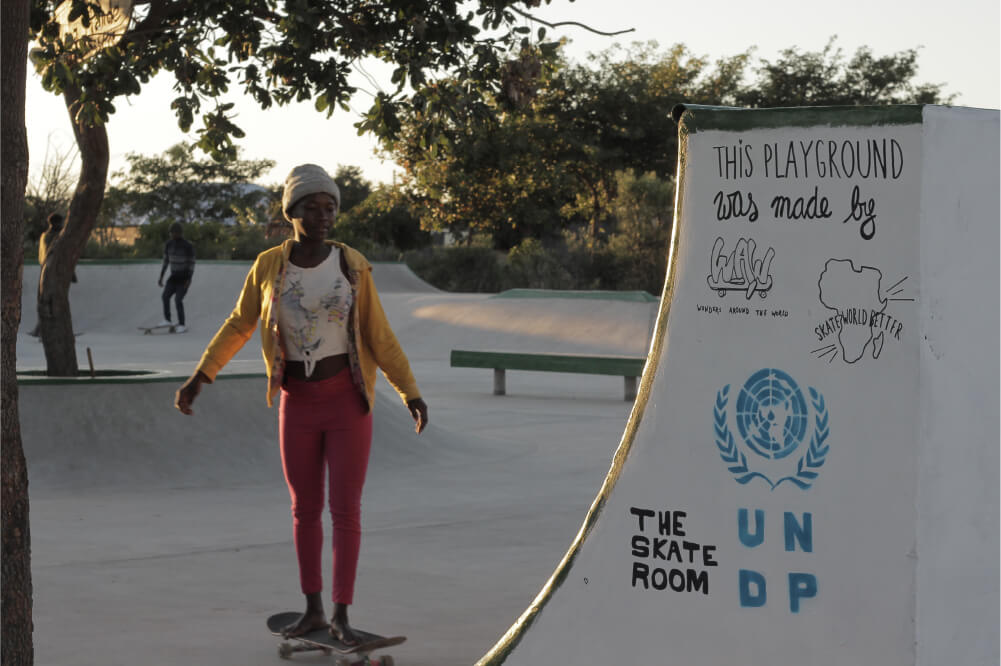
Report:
714,369,830,490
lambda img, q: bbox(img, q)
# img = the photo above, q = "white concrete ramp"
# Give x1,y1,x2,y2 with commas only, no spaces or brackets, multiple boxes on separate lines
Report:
478,105,999,665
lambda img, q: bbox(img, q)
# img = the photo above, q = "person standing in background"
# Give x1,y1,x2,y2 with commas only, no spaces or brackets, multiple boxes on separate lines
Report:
29,212,74,337
39,212,75,279
158,222,195,333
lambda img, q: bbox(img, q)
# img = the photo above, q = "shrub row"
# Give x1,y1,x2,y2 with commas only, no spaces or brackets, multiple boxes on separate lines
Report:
71,222,668,295
403,235,668,295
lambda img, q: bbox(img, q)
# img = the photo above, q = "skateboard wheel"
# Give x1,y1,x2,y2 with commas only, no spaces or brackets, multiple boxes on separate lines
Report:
278,643,293,659
381,656,395,666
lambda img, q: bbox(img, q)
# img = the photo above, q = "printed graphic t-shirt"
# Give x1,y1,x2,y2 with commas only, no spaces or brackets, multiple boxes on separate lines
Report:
277,247,352,377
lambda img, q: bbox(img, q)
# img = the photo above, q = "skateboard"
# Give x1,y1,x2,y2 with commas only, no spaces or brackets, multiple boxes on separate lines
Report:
267,612,405,665
138,324,177,334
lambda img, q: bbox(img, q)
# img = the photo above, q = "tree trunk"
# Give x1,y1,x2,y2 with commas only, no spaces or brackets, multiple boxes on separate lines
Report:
2,0,35,663
37,84,110,375
588,180,602,245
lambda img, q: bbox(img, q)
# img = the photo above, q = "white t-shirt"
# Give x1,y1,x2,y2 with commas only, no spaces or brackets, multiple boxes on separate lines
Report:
277,247,352,377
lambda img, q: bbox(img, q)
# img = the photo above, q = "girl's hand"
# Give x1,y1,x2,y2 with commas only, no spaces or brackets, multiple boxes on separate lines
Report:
407,398,429,434
175,372,209,415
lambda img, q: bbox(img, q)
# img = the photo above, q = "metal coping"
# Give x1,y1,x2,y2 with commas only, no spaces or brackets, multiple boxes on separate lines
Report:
671,103,924,131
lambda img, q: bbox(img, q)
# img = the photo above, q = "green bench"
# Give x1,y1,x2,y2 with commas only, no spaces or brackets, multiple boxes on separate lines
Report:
450,349,646,401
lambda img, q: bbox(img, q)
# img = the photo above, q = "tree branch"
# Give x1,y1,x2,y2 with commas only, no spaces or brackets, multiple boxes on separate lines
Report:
118,0,188,52
510,8,635,37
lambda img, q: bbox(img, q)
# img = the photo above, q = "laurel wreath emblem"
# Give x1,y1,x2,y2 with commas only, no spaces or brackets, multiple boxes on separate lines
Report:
714,384,830,490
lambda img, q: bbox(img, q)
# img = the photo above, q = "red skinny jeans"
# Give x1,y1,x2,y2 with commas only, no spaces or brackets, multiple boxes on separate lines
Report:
279,371,372,604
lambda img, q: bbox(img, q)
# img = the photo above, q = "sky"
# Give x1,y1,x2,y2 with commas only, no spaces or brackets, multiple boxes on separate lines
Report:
24,0,1000,189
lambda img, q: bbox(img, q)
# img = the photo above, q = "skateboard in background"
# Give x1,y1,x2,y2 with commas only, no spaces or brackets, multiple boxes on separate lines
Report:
138,323,178,334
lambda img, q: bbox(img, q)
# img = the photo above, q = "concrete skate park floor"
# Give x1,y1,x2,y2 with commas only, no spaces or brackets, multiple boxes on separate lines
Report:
17,262,656,665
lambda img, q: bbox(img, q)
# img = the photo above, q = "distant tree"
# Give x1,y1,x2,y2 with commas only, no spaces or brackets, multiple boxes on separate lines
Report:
393,105,582,248
24,138,78,244
107,142,275,226
393,38,952,249
29,0,574,374
608,169,675,243
2,1,33,664
336,185,430,252
392,42,751,247
735,37,954,108
332,165,373,215
604,169,675,292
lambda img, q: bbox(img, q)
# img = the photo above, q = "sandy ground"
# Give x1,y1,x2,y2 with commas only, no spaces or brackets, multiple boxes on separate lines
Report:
16,261,655,665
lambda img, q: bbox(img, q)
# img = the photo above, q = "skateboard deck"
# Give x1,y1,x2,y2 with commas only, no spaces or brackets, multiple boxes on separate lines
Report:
138,324,176,334
267,612,405,664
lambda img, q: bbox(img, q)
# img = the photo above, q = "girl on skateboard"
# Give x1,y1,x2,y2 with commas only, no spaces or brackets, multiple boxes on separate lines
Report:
174,164,429,645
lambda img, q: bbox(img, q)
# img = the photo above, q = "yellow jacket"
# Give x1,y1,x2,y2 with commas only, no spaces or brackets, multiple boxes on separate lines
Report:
39,230,52,265
195,240,420,410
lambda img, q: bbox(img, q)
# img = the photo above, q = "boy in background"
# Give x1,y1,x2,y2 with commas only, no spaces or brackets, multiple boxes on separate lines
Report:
157,222,195,333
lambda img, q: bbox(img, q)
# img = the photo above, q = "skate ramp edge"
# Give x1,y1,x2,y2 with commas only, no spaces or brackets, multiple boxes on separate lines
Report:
371,261,441,293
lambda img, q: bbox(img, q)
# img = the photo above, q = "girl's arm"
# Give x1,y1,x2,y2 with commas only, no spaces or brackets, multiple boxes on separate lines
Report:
175,261,264,414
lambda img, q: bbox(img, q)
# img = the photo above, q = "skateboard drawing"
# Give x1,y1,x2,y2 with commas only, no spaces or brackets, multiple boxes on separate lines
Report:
267,612,405,665
707,236,775,299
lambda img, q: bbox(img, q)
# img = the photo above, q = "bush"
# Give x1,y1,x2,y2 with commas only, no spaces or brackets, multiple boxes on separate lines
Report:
23,239,40,263
354,243,407,262
227,224,273,260
606,232,668,294
504,238,574,289
560,233,627,290
403,231,668,295
405,246,504,292
82,239,135,259
132,219,280,259
335,188,432,254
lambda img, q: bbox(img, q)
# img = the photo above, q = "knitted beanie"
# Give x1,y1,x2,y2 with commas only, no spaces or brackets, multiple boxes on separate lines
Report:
282,164,341,221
